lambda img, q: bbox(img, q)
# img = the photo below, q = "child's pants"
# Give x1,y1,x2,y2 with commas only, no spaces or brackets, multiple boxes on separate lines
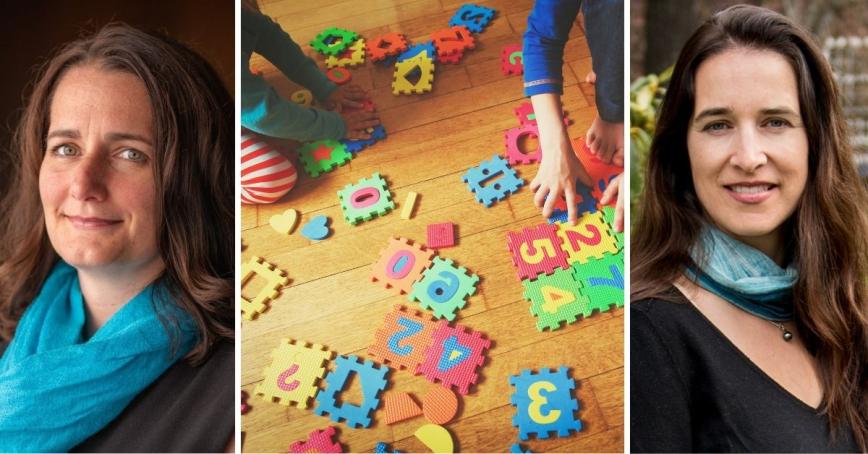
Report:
240,132,298,204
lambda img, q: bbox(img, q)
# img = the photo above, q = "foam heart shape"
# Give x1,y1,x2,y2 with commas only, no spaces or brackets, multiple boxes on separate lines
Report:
301,215,331,241
269,209,299,235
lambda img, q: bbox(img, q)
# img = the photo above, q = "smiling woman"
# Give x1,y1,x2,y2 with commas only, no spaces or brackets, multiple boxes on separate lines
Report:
0,24,234,452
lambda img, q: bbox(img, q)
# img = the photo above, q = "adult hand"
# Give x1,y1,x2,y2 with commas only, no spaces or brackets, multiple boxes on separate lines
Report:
325,84,367,111
530,133,593,225
341,110,380,140
599,172,624,232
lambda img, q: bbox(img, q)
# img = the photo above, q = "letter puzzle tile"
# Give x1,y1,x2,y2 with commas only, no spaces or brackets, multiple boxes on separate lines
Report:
371,237,435,296
398,41,437,63
506,224,569,281
513,102,571,127
314,355,390,428
431,26,475,59
338,172,395,225
501,44,523,76
461,154,525,207
522,266,592,331
326,38,366,68
448,4,496,33
369,305,437,370
382,391,423,425
509,367,582,440
504,124,540,165
416,321,490,395
409,257,479,321
288,426,343,453
311,27,358,56
571,251,624,312
255,339,333,408
602,205,623,249
298,139,352,177
427,222,455,249
368,32,409,62
240,256,290,320
392,52,435,95
556,211,619,264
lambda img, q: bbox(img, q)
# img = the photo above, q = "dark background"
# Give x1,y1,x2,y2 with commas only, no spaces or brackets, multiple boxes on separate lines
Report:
0,0,235,196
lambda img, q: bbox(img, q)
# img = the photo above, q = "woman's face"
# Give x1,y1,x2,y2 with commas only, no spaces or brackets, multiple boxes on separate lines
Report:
39,65,162,273
687,48,808,257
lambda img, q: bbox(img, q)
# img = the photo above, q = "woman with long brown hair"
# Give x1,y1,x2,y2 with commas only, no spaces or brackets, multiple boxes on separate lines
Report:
0,24,234,451
631,5,868,452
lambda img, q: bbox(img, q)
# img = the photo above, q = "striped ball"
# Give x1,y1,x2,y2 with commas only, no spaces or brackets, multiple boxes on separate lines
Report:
240,133,297,204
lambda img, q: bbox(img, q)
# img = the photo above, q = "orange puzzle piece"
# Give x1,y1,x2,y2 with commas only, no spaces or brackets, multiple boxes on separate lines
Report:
430,26,475,58
421,386,459,425
369,305,437,370
382,391,423,425
371,237,434,295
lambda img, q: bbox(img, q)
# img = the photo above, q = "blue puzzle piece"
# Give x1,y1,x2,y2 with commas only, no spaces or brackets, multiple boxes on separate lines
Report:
314,355,390,428
462,154,525,207
449,4,496,33
509,367,582,440
375,442,402,453
397,41,437,63
343,125,387,153
546,178,598,224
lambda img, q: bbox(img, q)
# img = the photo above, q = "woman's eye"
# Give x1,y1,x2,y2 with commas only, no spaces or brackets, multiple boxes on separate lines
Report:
703,122,729,132
766,118,790,128
119,149,146,162
53,144,77,156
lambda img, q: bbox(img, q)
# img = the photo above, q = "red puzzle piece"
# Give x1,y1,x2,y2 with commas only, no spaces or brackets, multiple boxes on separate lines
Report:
288,426,343,453
371,237,434,295
572,137,623,205
367,32,409,62
416,321,490,395
504,124,540,165
506,224,570,281
427,223,456,249
368,305,437,370
431,26,475,58
501,44,523,76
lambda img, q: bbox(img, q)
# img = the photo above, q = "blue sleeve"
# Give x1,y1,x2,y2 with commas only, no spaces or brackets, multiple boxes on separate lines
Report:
582,0,624,123
522,0,581,97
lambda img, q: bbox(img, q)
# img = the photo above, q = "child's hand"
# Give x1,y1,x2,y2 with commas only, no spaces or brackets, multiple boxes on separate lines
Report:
342,110,380,140
599,172,624,232
530,133,593,225
325,84,367,111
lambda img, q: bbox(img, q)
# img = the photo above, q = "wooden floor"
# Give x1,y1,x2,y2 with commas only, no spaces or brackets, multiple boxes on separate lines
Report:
240,0,624,452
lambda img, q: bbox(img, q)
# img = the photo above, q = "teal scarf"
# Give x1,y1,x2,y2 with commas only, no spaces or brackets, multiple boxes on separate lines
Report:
0,261,197,452
686,225,798,321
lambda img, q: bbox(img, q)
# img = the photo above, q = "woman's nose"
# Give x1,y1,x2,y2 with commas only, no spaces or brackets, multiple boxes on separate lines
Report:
69,154,108,202
729,127,768,173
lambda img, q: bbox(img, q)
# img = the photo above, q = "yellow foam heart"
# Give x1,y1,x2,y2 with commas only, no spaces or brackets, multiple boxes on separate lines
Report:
414,424,453,453
269,209,299,235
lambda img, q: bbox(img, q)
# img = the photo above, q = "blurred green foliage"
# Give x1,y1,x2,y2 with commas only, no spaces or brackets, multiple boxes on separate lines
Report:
629,66,671,226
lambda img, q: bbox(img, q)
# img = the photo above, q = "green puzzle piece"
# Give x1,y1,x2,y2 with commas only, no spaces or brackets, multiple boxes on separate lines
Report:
522,266,591,331
571,251,624,312
310,27,358,56
299,140,351,177
337,172,395,225
601,206,623,250
409,257,479,321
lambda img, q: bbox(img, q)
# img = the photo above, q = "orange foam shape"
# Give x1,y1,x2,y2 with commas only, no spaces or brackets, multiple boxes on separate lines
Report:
421,386,459,425
383,392,422,425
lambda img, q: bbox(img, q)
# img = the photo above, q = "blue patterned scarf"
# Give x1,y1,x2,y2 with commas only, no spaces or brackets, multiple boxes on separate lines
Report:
0,261,197,452
686,224,798,321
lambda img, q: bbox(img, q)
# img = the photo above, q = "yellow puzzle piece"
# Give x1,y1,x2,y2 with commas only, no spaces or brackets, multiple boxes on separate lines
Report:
415,424,454,453
326,38,366,68
255,339,333,408
240,256,290,320
556,211,619,265
392,52,435,95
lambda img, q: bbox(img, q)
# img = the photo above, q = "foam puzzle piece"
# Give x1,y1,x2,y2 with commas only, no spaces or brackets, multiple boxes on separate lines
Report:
338,172,395,225
368,32,409,62
326,38,366,68
291,89,313,107
401,192,418,219
421,386,459,425
371,237,435,296
547,178,597,224
522,266,591,331
430,26,475,58
241,390,251,414
255,339,333,408
436,49,464,64
342,124,386,153
417,321,490,395
392,52,435,95
506,224,570,281
374,442,402,453
501,44,523,76
511,443,532,453
311,27,358,56
461,154,525,207
513,102,570,127
448,4,496,33
368,304,437,370
509,367,582,441
427,222,455,249
269,208,299,235
314,355,390,429
573,137,623,184
289,426,343,453
298,139,352,177
240,256,290,320
381,391,423,425
414,424,454,453
504,124,540,165
398,41,437,63
571,251,624,311
326,67,352,85
409,257,478,321
301,215,332,241
602,205,624,249
556,211,618,264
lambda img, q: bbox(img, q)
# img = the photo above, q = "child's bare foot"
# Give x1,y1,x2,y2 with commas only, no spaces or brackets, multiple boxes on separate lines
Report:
585,115,624,165
585,70,596,84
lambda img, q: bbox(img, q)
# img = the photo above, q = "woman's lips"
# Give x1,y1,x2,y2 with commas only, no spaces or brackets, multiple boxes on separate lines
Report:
65,215,122,229
724,183,776,204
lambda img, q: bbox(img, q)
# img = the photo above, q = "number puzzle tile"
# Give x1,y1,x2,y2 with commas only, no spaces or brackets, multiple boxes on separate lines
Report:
571,251,624,312
240,256,290,320
461,154,525,207
397,40,437,63
602,205,624,249
416,321,490,395
368,32,409,62
430,26,475,58
509,367,582,441
255,339,333,408
337,172,395,225
311,27,358,56
436,49,464,64
427,222,455,249
342,124,386,154
409,257,478,321
415,424,454,453
289,426,343,453
556,211,619,264
501,44,523,76
392,52,435,95
298,139,352,177
506,224,569,281
504,124,540,165
371,237,435,296
369,305,437,370
326,67,352,85
421,386,459,425
522,267,591,331
375,442,402,453
382,391,423,425
326,38,366,68
291,89,313,107
448,4,496,33
314,355,390,429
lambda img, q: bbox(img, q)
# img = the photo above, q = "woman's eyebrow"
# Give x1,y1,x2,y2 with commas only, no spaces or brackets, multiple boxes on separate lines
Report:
46,129,80,140
105,132,153,146
760,106,799,116
693,107,732,122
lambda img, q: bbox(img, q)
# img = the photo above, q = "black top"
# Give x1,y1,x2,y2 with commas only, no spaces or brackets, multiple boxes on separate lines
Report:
630,289,859,453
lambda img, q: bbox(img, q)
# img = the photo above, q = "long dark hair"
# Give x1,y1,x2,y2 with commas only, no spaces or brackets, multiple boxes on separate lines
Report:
632,5,868,450
0,23,234,364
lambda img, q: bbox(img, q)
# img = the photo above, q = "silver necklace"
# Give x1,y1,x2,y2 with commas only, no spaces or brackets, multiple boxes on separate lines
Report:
768,320,793,341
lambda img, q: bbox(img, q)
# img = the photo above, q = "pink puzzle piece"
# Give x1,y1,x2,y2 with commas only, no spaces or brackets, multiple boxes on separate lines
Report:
506,224,570,281
288,426,343,453
504,124,541,165
417,321,490,395
513,102,571,128
501,44,523,76
427,223,456,249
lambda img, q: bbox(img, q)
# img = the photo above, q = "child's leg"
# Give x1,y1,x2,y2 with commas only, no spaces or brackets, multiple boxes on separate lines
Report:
582,0,624,164
240,131,298,204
